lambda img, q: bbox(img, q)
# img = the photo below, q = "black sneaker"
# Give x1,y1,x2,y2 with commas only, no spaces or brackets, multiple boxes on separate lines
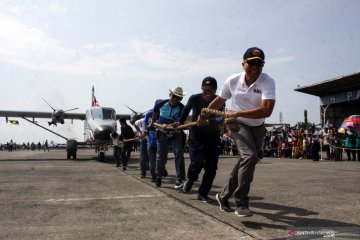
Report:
116,164,120,168
151,175,156,182
235,206,252,217
163,169,168,177
140,171,146,178
197,194,212,203
174,180,184,189
123,166,126,171
216,193,232,212
182,180,193,193
155,177,161,187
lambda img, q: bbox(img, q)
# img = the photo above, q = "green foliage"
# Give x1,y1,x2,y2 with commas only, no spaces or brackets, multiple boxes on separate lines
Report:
295,121,312,130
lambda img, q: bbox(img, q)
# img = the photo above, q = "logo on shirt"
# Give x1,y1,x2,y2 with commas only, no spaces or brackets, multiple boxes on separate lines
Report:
254,89,262,94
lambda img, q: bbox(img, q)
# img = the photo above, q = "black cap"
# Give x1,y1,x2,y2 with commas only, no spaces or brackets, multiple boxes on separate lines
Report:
119,118,127,124
201,76,217,90
243,47,265,63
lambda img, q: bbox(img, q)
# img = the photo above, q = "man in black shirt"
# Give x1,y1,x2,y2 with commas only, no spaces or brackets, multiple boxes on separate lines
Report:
179,77,224,203
119,118,135,170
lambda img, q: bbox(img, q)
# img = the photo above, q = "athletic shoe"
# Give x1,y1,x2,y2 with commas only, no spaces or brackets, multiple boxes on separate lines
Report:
140,171,146,178
155,178,161,187
182,180,193,193
174,180,184,189
197,194,212,203
122,166,126,171
235,206,252,217
216,193,232,212
151,175,156,182
163,169,168,177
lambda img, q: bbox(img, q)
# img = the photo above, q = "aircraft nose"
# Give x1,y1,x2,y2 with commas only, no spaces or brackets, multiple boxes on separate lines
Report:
93,125,114,141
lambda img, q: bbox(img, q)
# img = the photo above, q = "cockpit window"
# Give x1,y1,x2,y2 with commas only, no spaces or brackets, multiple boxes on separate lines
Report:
103,109,115,120
91,108,116,120
91,109,102,120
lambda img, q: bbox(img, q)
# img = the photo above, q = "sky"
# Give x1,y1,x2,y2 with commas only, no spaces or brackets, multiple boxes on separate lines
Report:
0,0,359,144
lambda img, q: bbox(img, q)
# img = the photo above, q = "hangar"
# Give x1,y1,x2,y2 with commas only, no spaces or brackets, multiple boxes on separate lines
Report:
294,72,360,128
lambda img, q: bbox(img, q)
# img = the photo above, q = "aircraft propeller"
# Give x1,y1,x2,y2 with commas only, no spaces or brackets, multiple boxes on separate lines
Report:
42,97,79,126
124,105,145,124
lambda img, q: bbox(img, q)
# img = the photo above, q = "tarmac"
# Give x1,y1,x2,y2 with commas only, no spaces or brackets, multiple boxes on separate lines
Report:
0,149,359,240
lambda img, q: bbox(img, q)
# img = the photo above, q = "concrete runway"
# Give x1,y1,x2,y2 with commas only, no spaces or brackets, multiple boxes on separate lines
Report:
0,149,359,239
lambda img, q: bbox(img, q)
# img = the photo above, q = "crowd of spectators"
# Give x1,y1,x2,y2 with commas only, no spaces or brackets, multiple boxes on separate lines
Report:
263,125,360,161
0,140,50,152
2,124,359,162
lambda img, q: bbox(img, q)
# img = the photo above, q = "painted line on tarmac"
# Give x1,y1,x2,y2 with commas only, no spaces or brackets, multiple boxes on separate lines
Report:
45,193,164,203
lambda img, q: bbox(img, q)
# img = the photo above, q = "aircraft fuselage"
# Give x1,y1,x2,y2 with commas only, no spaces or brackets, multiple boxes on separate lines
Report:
84,106,117,145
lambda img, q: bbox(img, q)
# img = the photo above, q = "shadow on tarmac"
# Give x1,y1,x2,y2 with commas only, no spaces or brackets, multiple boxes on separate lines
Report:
241,200,360,237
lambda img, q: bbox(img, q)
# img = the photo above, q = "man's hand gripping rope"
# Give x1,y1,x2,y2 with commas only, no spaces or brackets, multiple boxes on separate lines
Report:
108,136,141,148
151,117,209,132
201,108,240,132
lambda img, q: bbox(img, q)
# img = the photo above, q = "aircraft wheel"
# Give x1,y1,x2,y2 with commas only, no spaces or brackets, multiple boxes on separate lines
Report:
72,152,77,159
67,152,71,159
99,152,105,162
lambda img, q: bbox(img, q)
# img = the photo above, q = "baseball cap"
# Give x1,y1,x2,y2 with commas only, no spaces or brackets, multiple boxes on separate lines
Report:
243,47,265,63
201,76,217,90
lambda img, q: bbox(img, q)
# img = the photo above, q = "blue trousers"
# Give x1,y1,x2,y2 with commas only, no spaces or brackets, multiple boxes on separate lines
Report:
156,132,185,181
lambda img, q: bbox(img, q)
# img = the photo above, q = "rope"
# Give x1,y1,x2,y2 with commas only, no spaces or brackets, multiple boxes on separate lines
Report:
152,121,197,131
108,136,140,147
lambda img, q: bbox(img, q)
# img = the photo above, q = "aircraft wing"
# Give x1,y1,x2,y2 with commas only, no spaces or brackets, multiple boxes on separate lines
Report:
0,110,85,120
115,114,131,120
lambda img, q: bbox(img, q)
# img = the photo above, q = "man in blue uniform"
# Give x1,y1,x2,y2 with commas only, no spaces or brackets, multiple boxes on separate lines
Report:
150,87,186,188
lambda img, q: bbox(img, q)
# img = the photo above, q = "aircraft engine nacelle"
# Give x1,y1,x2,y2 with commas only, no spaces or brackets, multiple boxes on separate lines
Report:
49,110,65,126
66,139,78,160
130,112,143,125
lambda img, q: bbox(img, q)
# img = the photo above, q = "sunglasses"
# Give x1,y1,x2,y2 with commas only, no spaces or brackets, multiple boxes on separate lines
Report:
171,94,183,100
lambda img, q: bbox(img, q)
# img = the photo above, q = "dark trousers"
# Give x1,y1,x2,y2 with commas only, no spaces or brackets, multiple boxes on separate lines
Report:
121,142,133,166
187,135,220,197
113,147,121,165
139,139,149,173
311,141,320,161
219,124,266,207
345,148,356,161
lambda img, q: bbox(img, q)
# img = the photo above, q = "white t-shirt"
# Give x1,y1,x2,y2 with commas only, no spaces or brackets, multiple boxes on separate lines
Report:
111,135,121,145
219,72,276,127
134,118,145,132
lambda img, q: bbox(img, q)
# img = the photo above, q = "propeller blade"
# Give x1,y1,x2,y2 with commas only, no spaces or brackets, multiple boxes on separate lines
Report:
124,105,138,114
64,108,79,113
41,97,56,111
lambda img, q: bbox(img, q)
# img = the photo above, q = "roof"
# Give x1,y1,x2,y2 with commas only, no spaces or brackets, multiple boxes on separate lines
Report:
294,72,360,97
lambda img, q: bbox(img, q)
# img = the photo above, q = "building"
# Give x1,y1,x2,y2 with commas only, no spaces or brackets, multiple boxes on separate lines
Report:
294,72,360,128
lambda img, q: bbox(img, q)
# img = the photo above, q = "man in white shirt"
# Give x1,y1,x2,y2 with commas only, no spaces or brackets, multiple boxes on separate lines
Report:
208,47,276,217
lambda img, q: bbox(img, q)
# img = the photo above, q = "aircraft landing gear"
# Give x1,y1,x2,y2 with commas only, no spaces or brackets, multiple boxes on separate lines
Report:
67,151,77,160
66,139,78,160
96,145,107,162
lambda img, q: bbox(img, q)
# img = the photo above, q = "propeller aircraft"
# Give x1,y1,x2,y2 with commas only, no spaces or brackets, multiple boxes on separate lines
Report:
0,86,144,161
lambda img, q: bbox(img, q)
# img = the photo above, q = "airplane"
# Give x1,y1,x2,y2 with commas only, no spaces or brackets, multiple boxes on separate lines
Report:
0,86,144,161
